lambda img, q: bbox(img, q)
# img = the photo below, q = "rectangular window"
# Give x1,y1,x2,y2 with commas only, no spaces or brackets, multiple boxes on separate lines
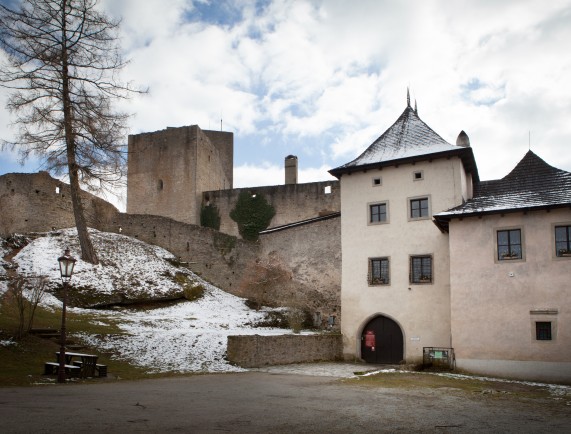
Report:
369,258,390,285
369,203,387,223
536,322,552,340
497,229,522,260
555,225,571,257
410,255,432,284
410,198,429,219
372,177,382,186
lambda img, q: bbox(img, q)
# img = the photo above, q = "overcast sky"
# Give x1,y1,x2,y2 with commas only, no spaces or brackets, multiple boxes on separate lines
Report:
1,0,571,209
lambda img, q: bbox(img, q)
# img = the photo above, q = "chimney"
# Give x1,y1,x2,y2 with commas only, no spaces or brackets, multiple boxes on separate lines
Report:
285,155,298,185
456,130,470,148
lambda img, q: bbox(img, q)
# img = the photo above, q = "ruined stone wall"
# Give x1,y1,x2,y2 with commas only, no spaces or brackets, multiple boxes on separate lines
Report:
0,172,118,236
127,125,233,226
204,181,340,237
227,334,343,368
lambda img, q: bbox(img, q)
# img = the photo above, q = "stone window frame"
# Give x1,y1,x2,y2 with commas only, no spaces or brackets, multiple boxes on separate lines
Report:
530,309,558,343
372,177,382,187
407,195,431,221
413,170,424,181
367,201,389,226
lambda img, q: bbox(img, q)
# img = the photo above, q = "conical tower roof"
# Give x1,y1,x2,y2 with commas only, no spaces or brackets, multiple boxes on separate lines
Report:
330,101,478,179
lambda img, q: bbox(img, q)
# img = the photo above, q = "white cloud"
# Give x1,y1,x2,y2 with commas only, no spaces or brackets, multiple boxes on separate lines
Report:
233,161,336,188
2,0,571,185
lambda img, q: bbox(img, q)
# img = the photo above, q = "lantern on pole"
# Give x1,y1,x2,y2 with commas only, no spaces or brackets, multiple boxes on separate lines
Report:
57,248,76,383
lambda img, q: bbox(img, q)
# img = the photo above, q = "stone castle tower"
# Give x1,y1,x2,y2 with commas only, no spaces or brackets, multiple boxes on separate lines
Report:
127,125,233,225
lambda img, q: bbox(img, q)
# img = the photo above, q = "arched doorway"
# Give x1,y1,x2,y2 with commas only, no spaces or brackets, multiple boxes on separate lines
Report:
361,315,404,364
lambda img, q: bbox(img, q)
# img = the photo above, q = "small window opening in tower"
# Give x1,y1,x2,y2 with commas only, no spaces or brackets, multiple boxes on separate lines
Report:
158,179,164,191
324,185,332,194
55,186,60,194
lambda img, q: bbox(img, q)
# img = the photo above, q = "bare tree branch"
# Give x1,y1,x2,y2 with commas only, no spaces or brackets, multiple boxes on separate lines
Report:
0,0,146,263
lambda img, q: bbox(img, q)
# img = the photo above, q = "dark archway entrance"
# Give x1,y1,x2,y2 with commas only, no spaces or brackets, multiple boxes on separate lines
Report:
361,315,404,364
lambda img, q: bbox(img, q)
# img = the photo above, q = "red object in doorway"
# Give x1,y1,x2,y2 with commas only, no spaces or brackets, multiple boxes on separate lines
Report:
364,330,375,351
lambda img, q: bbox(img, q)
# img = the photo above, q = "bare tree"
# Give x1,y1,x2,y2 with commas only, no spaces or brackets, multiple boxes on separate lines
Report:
0,0,142,263
9,276,47,339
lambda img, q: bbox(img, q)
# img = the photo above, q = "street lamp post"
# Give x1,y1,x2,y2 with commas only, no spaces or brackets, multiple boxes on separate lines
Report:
57,248,76,384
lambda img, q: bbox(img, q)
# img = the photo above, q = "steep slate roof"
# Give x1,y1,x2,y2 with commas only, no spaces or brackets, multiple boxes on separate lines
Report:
434,151,571,231
329,103,479,180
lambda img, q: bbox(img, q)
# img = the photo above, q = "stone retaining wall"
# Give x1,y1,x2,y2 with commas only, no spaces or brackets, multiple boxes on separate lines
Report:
227,334,343,368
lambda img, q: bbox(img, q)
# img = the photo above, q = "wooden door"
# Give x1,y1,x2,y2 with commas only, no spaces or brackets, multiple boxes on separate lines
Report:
361,316,403,364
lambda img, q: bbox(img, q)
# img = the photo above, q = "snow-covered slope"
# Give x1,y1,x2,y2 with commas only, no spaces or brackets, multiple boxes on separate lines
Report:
3,228,297,373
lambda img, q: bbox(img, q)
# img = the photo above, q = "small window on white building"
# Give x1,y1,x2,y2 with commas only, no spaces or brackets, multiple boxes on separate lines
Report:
413,171,424,181
410,255,432,284
408,196,430,220
372,177,382,187
369,257,390,285
536,322,552,340
369,202,388,224
555,225,571,257
497,228,522,260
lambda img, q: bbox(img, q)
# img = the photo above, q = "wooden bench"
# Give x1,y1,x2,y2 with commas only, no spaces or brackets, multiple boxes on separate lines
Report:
73,361,108,377
44,362,81,377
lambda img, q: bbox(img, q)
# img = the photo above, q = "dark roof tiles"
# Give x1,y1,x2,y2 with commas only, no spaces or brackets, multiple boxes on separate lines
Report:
437,151,571,218
330,105,478,179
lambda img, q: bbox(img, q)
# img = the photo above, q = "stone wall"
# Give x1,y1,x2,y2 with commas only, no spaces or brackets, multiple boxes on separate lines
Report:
100,213,258,294
227,334,343,368
204,181,340,237
127,125,233,226
254,214,341,327
0,172,118,236
1,172,342,322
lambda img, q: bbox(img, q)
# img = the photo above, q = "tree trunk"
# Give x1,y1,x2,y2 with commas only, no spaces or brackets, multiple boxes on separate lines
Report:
61,0,98,265
67,158,99,264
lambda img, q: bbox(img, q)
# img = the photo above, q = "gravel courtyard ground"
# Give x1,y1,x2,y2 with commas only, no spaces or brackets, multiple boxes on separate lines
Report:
1,363,569,433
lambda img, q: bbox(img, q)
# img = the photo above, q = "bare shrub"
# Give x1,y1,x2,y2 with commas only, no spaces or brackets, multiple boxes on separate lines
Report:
8,276,47,339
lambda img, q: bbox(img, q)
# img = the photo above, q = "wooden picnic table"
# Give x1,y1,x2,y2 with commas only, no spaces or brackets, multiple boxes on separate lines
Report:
55,352,98,377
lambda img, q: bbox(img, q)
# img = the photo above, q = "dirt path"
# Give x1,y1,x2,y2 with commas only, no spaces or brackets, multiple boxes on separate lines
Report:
0,371,569,433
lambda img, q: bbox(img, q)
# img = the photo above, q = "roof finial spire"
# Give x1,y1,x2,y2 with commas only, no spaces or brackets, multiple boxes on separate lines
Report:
407,87,411,107
414,99,418,114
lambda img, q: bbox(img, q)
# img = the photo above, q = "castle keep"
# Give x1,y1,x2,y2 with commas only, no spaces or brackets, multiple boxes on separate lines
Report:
127,125,233,225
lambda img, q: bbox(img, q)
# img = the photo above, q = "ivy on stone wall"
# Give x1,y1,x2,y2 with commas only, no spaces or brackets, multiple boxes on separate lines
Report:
230,191,275,241
200,204,221,230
